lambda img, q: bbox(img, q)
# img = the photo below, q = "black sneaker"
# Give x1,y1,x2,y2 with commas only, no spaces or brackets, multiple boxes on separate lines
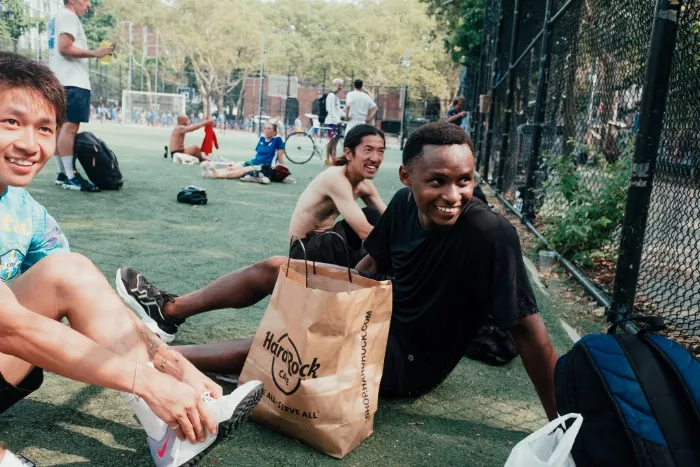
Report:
63,173,101,192
115,267,183,343
55,173,68,187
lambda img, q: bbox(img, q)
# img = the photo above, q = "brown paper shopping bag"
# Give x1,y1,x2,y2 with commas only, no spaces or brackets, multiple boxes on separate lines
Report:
239,234,392,458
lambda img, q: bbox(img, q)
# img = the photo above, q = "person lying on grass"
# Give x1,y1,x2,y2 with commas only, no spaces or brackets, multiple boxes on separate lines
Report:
0,51,262,467
117,121,558,420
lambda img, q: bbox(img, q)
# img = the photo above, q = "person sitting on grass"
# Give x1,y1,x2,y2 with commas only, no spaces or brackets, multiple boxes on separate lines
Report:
239,122,286,184
115,122,558,421
0,52,263,467
118,124,388,344
168,114,213,162
200,122,287,183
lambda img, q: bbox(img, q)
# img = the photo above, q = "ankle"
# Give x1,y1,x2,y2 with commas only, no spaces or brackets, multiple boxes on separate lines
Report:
162,300,180,320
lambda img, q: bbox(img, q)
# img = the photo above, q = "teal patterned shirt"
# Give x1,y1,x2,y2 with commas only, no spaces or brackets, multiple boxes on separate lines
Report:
0,187,69,283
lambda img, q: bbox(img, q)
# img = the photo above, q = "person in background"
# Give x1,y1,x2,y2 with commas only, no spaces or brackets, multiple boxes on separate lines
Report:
447,96,468,127
168,114,213,161
345,79,378,134
324,78,344,165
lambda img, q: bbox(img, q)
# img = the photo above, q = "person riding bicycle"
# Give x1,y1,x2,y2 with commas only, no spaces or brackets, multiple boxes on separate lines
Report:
324,78,345,165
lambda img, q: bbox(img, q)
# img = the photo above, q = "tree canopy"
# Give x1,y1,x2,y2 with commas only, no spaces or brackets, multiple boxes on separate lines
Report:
100,0,459,112
422,0,484,66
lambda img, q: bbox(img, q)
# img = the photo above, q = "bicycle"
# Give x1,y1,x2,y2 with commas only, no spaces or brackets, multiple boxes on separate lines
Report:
284,124,345,165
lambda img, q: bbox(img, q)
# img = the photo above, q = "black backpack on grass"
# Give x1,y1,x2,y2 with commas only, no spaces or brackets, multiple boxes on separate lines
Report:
555,316,700,466
74,132,123,190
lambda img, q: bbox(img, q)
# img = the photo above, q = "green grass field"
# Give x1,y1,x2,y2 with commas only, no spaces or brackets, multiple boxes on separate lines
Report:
0,123,573,466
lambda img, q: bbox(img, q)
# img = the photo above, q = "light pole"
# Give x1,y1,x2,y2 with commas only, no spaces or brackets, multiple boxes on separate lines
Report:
119,21,134,91
257,35,265,137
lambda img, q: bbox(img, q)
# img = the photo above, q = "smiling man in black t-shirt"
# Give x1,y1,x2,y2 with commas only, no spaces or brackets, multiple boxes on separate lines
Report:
116,121,558,420
356,122,557,419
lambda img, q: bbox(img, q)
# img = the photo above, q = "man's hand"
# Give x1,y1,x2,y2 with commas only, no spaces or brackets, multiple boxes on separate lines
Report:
138,366,218,443
94,46,113,58
205,116,214,124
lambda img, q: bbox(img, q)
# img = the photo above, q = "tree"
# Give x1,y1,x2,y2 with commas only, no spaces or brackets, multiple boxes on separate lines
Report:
0,0,39,52
82,0,117,48
422,0,484,66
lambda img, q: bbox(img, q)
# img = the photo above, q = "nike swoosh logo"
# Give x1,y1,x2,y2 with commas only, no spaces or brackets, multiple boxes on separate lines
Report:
157,434,171,458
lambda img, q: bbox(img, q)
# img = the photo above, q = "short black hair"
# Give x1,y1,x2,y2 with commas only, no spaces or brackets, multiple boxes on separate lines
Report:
354,79,363,90
452,96,465,106
0,52,66,127
402,121,474,167
334,124,385,166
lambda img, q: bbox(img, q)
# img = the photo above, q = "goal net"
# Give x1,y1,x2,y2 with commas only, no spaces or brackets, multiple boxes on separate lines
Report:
121,90,187,125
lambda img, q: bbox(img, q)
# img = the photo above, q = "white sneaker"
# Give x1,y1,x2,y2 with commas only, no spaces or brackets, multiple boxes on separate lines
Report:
146,380,264,467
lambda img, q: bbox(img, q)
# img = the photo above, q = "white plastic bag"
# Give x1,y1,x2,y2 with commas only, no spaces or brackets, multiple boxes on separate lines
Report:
504,413,582,467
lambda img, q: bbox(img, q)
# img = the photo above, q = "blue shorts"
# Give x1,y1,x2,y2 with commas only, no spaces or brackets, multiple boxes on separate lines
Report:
325,124,338,139
65,86,91,123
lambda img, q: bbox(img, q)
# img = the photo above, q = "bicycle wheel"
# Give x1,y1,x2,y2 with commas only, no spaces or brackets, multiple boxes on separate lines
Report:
284,132,316,164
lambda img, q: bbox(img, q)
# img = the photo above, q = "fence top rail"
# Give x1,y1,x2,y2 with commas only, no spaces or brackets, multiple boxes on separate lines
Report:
549,0,581,26
512,29,544,70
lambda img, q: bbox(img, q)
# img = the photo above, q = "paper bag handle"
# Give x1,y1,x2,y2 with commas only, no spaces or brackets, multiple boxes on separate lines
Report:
287,232,353,287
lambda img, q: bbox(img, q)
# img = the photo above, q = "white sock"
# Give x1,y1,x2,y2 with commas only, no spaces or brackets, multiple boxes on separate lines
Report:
0,450,26,467
54,156,65,174
61,156,75,179
122,362,168,440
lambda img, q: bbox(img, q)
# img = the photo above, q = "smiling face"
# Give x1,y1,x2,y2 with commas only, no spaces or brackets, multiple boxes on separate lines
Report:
400,143,475,229
0,88,57,192
345,134,385,180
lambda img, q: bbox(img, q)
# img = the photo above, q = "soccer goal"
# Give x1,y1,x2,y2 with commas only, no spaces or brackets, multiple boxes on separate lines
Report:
121,90,187,125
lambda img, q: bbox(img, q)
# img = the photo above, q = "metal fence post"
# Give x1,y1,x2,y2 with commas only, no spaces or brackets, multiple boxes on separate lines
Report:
473,0,491,169
496,0,521,192
521,0,556,221
482,7,505,183
610,0,683,322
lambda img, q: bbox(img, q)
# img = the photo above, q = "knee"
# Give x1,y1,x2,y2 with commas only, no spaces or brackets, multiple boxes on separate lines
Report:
39,253,100,287
258,256,286,282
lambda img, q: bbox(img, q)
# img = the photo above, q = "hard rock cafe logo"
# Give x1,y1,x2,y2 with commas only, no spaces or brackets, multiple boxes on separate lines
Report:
262,332,321,395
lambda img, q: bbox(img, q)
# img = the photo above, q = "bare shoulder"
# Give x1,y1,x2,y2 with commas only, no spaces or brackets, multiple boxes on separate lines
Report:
358,178,379,196
317,166,350,188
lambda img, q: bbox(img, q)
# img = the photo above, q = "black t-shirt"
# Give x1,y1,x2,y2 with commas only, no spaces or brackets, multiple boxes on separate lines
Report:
364,187,538,391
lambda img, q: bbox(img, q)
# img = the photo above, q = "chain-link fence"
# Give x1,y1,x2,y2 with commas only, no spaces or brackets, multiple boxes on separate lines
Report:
474,0,700,352
636,3,700,341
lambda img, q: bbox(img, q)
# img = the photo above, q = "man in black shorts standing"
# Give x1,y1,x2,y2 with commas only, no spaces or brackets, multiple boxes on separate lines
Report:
48,0,113,192
116,122,558,420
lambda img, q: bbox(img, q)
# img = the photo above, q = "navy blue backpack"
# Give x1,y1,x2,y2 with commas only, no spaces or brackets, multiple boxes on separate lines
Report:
555,317,700,466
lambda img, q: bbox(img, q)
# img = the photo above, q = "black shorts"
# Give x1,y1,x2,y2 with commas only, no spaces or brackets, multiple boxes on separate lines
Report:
356,271,444,397
0,367,44,415
290,207,381,268
379,325,449,397
65,86,91,123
